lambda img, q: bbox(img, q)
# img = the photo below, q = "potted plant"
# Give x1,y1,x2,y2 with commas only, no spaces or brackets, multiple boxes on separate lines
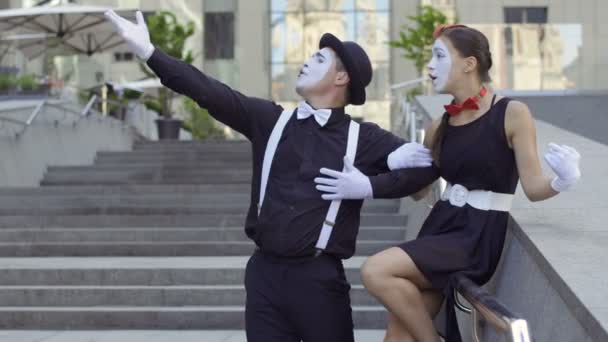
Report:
181,97,225,140
140,11,195,140
108,88,142,121
0,73,17,96
389,5,451,100
18,74,39,95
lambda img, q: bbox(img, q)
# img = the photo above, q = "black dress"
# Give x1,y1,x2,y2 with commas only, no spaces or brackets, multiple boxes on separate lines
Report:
399,96,519,341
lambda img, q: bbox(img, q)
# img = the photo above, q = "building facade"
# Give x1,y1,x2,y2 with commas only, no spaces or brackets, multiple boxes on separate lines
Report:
4,0,607,129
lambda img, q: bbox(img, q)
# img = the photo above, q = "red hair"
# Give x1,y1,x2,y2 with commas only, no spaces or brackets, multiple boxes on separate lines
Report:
433,24,468,39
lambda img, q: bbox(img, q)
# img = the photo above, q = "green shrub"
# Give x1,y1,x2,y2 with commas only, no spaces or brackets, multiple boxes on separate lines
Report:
181,97,224,140
18,74,38,91
0,73,17,91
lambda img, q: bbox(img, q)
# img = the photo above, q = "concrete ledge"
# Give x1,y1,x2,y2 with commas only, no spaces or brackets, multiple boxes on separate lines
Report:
0,100,136,187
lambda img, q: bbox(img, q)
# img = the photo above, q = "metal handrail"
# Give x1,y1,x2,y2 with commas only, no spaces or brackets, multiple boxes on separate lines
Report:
0,95,107,137
454,275,531,342
390,76,429,143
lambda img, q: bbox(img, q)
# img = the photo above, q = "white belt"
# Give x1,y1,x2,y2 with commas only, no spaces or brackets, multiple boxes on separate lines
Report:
440,183,513,212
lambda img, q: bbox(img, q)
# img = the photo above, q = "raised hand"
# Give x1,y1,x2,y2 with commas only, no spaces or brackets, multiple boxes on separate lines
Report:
544,142,581,192
105,10,155,61
387,142,433,170
315,156,373,200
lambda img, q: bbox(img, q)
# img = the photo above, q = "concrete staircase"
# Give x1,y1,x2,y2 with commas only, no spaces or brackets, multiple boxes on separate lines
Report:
0,140,405,330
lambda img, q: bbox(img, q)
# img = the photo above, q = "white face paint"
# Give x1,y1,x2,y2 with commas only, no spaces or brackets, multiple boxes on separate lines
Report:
295,47,334,90
427,39,452,93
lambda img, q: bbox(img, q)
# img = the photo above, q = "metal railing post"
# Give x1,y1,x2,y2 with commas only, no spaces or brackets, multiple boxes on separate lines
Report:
80,94,98,117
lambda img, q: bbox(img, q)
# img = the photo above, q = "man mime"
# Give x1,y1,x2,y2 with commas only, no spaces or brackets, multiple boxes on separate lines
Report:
106,10,437,342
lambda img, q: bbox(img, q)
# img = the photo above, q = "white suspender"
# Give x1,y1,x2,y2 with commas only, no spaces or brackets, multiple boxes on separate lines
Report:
315,120,359,250
258,109,293,215
258,108,360,251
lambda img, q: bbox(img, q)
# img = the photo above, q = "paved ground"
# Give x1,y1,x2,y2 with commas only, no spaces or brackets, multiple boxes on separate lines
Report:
0,330,386,342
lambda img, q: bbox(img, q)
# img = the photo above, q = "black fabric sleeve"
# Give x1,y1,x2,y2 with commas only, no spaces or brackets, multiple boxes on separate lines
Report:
369,165,440,199
356,122,407,175
146,48,282,140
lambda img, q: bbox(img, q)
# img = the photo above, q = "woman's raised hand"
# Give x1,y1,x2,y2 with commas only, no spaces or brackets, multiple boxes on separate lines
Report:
544,143,581,192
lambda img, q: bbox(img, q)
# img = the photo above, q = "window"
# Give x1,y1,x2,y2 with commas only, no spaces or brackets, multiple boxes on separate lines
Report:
113,52,134,62
270,0,390,124
504,7,548,24
204,12,235,60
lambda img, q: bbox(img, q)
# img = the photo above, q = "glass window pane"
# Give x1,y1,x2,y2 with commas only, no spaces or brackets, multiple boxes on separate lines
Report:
328,0,355,11
305,0,327,11
204,12,235,60
355,12,389,61
271,64,301,101
504,7,524,23
526,7,548,24
271,13,304,63
356,0,389,11
303,12,356,57
271,0,304,12
365,62,389,100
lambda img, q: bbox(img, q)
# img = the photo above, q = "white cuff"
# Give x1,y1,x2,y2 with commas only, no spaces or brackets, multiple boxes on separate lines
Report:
387,150,398,171
139,44,155,61
551,176,576,192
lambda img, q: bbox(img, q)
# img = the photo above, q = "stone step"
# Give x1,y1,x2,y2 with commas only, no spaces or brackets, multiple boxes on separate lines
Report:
133,140,249,147
0,285,380,306
0,240,396,256
133,142,250,151
0,184,252,196
0,256,367,285
0,330,387,341
43,169,252,180
0,305,387,329
0,195,399,210
96,150,252,159
0,213,407,228
40,177,251,186
94,156,252,165
0,204,397,215
49,161,252,172
0,227,405,242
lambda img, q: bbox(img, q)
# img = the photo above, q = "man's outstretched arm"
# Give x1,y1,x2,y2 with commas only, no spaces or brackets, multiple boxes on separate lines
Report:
105,10,280,140
368,166,439,199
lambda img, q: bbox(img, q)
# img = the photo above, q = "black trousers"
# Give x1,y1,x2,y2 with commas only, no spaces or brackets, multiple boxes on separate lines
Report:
245,249,354,342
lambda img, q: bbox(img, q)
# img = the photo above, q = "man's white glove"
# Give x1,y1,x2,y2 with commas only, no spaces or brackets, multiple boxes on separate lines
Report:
544,142,581,192
315,156,373,200
387,142,433,170
105,10,155,61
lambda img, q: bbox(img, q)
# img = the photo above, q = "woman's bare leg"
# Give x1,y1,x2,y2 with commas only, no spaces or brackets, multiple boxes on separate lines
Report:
383,290,444,342
362,247,442,342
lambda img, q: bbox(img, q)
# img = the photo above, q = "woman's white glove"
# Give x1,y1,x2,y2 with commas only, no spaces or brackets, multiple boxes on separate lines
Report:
315,156,373,200
387,142,433,170
105,10,155,61
544,143,581,192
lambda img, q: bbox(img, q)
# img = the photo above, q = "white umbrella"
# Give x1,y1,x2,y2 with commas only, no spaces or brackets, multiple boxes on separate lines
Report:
0,4,136,59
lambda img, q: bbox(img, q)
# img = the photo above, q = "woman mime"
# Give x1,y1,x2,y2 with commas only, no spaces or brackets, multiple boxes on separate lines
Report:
315,24,581,342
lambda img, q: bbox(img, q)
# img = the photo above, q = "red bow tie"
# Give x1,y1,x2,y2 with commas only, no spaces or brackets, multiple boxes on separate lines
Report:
444,87,488,117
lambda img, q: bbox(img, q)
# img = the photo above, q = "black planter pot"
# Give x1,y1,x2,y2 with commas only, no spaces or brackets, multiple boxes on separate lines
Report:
155,118,183,140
